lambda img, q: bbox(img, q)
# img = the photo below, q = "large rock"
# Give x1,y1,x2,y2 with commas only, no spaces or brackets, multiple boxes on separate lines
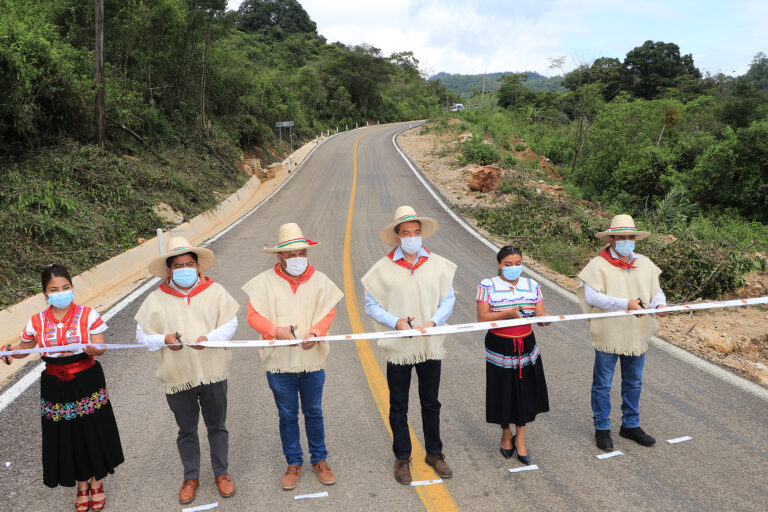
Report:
153,202,183,225
468,165,501,192
236,158,262,177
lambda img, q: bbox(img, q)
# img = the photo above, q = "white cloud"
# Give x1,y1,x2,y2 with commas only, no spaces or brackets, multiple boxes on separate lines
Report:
227,0,768,76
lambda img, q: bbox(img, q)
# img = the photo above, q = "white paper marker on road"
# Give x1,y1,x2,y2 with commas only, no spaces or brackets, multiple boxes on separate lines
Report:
411,479,443,486
596,451,624,460
182,502,218,512
667,436,692,444
509,464,539,473
294,491,328,500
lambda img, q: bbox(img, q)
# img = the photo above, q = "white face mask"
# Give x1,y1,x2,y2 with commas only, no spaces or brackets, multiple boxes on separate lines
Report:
399,236,422,255
283,256,308,276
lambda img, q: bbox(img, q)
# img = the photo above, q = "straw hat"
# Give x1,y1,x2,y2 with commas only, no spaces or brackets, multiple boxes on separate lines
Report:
148,236,214,278
379,205,438,246
595,214,650,241
263,223,319,253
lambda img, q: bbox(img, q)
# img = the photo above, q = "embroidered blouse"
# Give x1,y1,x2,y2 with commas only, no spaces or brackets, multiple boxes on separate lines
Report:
476,276,543,338
20,303,107,357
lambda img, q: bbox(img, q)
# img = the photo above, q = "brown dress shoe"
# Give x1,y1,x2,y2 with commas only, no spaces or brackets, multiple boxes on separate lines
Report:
394,457,412,485
215,473,235,498
425,453,453,478
178,479,199,504
281,464,302,490
312,460,336,485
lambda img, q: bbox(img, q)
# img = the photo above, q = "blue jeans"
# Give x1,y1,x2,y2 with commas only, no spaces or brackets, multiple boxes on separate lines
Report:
591,350,645,430
266,370,327,466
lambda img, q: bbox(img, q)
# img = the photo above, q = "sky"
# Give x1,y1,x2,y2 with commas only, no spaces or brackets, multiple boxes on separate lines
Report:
226,0,767,77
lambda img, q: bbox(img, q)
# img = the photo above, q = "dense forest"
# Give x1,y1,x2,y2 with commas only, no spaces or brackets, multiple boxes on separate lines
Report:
0,0,459,306
428,41,768,300
430,71,565,98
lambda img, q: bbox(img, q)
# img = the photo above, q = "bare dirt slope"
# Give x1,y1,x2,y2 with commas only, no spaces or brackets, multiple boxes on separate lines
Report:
398,126,768,385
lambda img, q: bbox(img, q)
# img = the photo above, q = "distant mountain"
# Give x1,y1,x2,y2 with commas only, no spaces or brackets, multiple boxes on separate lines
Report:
429,71,565,98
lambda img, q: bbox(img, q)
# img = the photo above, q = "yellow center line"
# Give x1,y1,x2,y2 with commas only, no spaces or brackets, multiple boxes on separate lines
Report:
342,134,460,512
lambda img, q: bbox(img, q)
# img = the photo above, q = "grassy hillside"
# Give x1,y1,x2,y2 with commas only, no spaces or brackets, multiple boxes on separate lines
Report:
0,0,460,308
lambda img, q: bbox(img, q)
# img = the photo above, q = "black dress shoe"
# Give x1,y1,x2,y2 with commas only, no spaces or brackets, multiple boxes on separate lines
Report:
620,426,656,446
512,434,531,465
500,433,515,459
595,429,614,451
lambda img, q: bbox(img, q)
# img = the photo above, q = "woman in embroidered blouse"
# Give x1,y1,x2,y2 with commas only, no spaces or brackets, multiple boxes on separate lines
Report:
476,246,550,465
2,264,124,511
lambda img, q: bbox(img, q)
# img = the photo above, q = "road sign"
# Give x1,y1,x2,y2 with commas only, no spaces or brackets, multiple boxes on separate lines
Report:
276,121,295,152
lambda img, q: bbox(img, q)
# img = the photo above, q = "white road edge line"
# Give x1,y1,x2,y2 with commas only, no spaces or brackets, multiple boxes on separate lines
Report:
391,124,768,402
0,133,337,414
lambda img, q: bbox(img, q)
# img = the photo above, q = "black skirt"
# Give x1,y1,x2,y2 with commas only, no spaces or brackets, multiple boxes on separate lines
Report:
485,330,549,427
40,353,124,488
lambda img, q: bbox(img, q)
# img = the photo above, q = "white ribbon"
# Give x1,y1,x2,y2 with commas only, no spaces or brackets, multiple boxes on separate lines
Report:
2,296,766,357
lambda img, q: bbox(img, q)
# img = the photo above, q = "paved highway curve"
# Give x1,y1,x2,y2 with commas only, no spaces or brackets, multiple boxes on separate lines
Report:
0,122,766,511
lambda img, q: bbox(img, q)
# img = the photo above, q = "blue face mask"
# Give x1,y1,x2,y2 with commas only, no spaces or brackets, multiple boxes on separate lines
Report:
47,290,74,309
172,267,198,288
614,240,636,257
501,265,523,281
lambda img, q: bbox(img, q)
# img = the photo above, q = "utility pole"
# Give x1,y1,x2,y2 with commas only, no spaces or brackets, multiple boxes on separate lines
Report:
95,0,105,147
481,69,486,100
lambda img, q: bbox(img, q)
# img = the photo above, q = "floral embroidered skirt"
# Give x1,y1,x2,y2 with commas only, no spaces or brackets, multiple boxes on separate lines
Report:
485,330,549,427
40,353,124,487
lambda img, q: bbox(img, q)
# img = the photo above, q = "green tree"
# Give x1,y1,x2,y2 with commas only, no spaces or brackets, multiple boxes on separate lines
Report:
237,0,317,39
744,52,768,91
623,40,701,99
497,73,533,109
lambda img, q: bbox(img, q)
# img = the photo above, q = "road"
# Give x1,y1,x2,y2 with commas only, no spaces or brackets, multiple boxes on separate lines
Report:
1,122,766,511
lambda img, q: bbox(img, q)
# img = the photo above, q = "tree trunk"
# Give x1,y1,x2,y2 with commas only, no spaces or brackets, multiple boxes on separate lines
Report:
94,0,105,147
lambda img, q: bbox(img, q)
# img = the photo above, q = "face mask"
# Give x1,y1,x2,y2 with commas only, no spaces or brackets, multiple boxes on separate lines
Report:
284,256,308,276
400,236,422,255
172,267,198,288
47,289,74,309
501,265,523,281
614,240,635,257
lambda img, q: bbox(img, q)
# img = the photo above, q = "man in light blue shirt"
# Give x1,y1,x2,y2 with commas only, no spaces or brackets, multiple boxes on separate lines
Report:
361,205,457,484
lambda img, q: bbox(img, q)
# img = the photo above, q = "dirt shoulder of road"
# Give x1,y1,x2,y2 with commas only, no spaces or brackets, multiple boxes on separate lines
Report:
397,126,768,386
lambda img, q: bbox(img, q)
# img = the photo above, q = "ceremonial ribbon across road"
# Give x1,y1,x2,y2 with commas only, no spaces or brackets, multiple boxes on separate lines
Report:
2,296,766,357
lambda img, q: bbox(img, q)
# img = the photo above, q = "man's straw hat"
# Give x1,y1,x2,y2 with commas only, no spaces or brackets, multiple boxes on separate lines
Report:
263,223,319,253
595,214,650,241
379,205,438,246
148,236,214,278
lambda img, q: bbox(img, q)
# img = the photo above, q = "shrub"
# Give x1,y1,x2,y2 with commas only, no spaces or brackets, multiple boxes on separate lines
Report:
514,142,527,152
461,138,500,165
500,153,518,169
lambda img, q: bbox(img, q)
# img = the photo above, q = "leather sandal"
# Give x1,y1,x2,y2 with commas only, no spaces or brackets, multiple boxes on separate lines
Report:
75,488,90,512
90,483,105,512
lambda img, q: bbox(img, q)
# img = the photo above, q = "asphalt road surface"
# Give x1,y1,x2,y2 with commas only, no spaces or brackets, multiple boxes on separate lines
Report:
1,122,766,512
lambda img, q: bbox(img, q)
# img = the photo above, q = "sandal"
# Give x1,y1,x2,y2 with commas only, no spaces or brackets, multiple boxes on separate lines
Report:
90,483,106,512
75,488,90,512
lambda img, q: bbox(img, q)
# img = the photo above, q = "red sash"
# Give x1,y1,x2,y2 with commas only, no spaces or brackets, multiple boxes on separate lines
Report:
598,247,636,269
388,249,429,275
274,263,315,294
491,325,532,379
44,357,95,382
159,276,216,304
